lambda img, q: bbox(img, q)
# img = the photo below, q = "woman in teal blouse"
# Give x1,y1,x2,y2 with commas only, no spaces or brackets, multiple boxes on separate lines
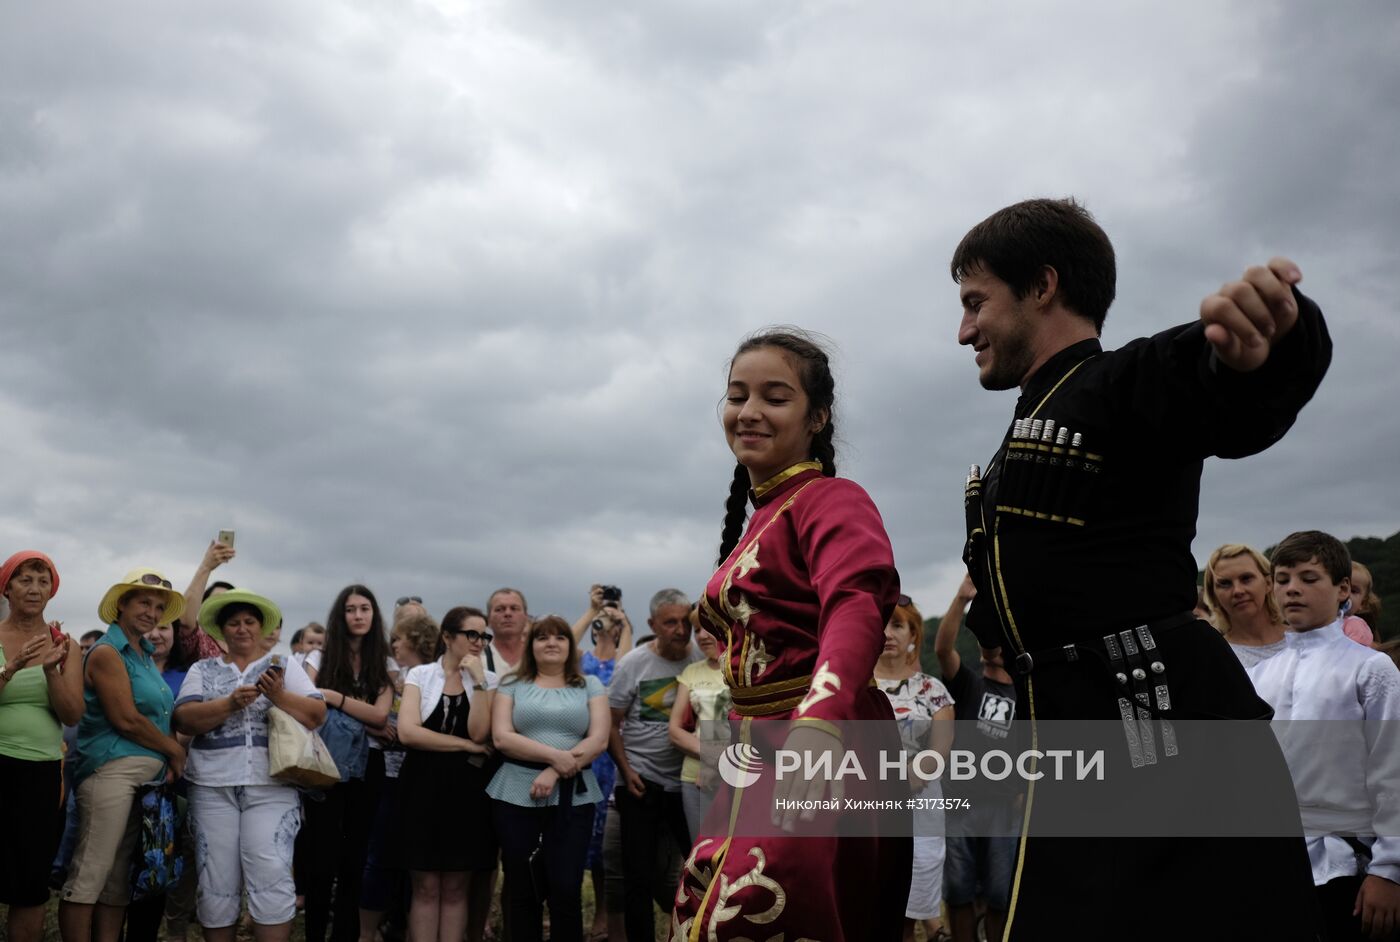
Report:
487,615,610,942
58,569,188,942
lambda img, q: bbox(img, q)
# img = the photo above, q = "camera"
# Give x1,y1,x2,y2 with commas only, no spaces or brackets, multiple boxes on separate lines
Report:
600,585,622,608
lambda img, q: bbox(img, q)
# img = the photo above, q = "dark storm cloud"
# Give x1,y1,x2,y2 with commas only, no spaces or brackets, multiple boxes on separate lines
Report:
2,0,1396,634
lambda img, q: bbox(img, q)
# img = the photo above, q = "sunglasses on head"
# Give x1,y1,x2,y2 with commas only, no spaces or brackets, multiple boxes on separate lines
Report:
137,574,173,590
396,596,423,607
896,594,912,607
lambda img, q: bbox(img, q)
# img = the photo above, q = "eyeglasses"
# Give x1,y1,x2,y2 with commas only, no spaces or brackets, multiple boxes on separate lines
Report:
460,630,493,643
896,594,912,607
395,596,423,607
137,574,173,590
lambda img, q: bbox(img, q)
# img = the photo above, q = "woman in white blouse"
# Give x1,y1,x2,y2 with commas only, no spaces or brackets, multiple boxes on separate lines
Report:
173,589,325,942
397,606,497,942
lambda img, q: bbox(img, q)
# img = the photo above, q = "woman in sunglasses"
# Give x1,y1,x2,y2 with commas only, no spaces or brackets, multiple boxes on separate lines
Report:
59,569,189,942
397,606,498,942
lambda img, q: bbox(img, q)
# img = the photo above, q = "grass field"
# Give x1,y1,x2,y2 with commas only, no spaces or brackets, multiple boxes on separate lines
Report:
28,879,678,942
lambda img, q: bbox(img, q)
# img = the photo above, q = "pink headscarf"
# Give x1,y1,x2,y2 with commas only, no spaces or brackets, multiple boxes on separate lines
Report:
0,550,60,600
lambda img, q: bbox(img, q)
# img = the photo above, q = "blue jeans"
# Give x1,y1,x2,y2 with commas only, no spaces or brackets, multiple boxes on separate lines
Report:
52,758,80,877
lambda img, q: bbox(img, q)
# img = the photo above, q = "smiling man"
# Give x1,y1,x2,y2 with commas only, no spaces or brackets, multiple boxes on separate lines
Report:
950,197,1332,939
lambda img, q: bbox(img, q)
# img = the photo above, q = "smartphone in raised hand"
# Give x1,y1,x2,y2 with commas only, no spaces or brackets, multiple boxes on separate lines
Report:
218,529,236,549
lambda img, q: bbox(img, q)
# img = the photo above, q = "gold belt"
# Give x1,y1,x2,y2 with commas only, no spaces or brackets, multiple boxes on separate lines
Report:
730,673,812,717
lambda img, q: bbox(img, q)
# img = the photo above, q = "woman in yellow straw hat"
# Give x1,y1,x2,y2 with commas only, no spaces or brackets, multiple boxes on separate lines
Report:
58,568,188,942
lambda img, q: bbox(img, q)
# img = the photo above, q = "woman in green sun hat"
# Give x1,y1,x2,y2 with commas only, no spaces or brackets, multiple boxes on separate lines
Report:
173,588,325,942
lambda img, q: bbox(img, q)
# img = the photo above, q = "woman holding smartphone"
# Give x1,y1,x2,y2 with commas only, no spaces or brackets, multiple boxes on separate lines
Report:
173,588,325,942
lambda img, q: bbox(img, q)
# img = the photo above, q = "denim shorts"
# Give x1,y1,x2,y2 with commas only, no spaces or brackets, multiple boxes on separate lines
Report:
943,800,1021,910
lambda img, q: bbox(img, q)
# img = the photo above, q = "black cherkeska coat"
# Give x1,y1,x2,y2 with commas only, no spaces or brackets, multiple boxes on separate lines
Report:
962,289,1331,941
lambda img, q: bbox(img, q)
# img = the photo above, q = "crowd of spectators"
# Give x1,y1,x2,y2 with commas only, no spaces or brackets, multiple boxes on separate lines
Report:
1,530,1394,942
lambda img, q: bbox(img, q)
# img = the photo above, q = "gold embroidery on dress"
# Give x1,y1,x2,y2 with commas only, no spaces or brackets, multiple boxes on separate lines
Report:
720,540,761,630
795,661,840,716
742,636,775,687
681,838,716,896
704,847,789,942
668,916,692,942
731,539,761,581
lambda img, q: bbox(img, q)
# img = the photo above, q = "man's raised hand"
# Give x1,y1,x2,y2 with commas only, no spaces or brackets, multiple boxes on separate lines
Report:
1200,257,1303,372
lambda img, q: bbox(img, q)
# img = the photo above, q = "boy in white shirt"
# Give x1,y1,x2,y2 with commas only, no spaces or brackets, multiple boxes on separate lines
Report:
1248,530,1400,941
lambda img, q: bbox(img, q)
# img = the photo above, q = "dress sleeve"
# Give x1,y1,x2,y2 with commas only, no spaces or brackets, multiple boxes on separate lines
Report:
924,676,955,712
1105,288,1331,459
790,478,900,731
174,662,206,707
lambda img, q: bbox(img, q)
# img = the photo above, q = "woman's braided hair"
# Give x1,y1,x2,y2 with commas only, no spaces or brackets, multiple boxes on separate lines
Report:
717,329,837,566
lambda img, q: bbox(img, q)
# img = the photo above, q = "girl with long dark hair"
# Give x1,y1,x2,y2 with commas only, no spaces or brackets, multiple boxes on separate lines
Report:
302,585,393,942
671,329,911,941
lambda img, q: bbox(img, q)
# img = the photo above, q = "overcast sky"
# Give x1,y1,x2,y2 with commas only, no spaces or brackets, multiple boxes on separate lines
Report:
3,1,1397,642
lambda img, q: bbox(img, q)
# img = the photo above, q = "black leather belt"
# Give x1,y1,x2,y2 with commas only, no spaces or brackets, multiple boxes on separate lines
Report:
1010,610,1196,768
505,758,593,810
1010,611,1196,678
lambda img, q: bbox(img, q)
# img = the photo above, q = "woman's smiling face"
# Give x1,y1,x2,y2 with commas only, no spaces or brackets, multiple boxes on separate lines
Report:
723,347,824,484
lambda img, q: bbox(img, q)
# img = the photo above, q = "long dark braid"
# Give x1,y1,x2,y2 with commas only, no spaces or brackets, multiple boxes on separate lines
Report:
718,463,751,566
716,328,838,566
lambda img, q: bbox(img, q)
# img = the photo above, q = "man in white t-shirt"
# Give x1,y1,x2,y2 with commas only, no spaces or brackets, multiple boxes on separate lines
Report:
485,587,528,674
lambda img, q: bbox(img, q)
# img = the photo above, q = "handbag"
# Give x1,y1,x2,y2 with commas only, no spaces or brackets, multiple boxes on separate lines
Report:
318,705,369,781
267,706,341,789
129,781,183,901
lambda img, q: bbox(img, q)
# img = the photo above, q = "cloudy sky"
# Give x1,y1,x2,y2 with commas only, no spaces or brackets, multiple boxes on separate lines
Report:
3,1,1397,642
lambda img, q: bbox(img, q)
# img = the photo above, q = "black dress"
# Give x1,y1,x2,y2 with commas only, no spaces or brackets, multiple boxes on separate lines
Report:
397,688,498,872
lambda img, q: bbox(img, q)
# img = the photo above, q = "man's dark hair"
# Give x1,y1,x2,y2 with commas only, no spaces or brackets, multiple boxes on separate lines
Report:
202,580,236,601
216,601,264,630
80,629,103,643
442,606,487,636
1271,530,1352,585
950,197,1117,333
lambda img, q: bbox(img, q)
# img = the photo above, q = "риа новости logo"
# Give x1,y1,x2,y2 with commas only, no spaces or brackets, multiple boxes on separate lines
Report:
717,742,764,788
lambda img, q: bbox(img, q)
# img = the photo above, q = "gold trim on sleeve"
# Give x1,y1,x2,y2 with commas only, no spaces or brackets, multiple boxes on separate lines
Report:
790,716,843,741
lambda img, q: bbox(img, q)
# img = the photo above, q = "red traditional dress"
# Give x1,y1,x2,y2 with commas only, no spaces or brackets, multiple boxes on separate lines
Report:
670,461,912,942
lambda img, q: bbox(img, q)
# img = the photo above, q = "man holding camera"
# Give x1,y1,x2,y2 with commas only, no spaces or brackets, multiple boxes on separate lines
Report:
608,588,701,942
